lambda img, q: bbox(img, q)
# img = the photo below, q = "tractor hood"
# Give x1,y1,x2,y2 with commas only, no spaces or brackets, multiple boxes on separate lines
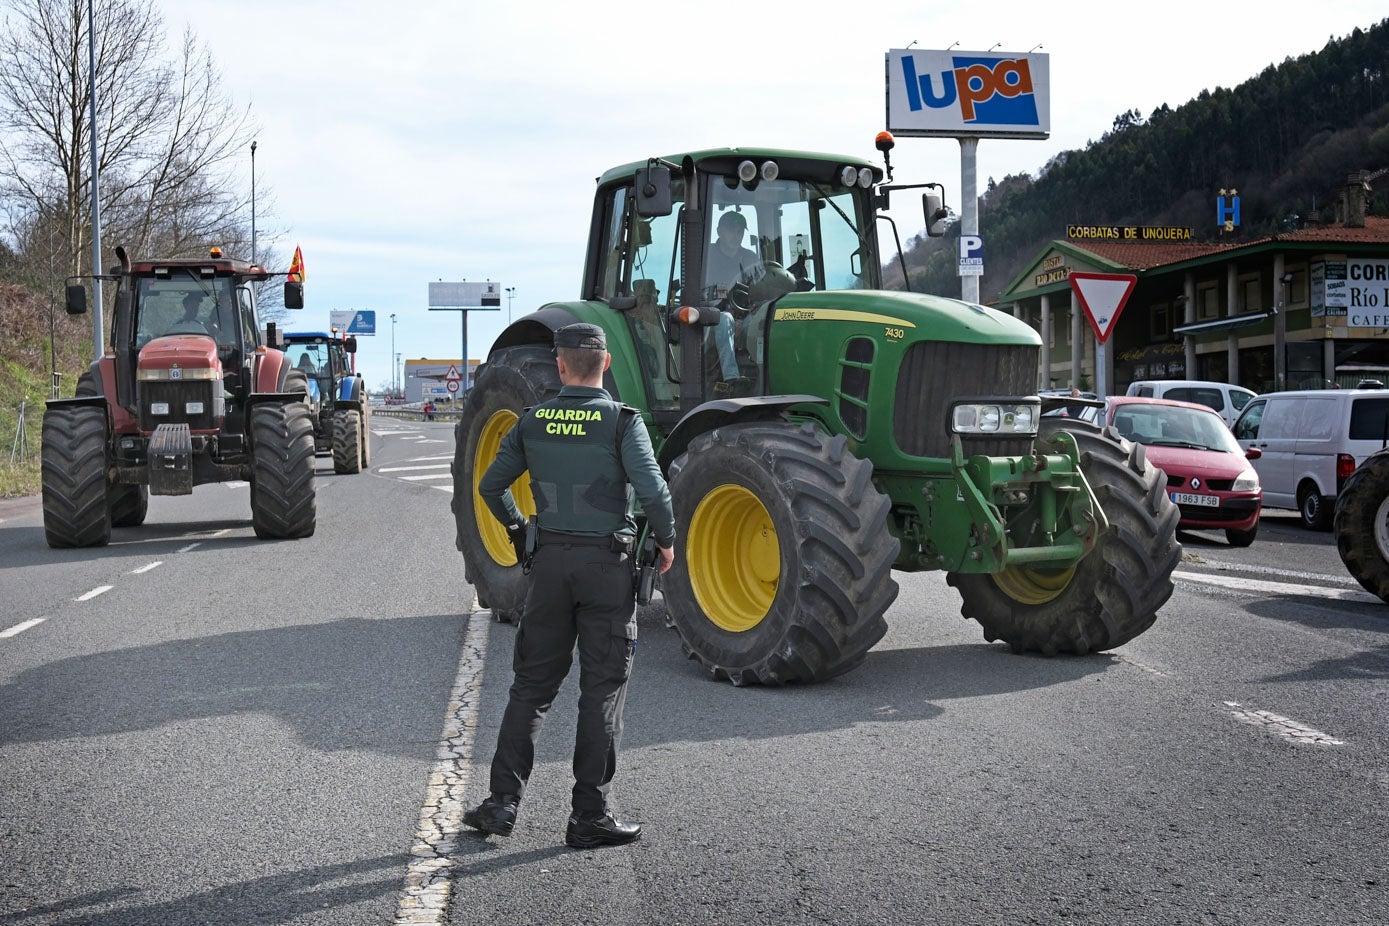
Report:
138,335,222,375
768,290,1042,347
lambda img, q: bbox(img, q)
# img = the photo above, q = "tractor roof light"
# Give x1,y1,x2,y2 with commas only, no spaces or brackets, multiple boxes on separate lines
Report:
737,160,758,183
857,167,874,188
760,160,779,182
839,165,859,187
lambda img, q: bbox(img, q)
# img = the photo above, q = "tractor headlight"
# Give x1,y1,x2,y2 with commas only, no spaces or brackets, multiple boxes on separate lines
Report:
150,402,170,416
1232,468,1260,492
951,401,1039,436
185,401,204,415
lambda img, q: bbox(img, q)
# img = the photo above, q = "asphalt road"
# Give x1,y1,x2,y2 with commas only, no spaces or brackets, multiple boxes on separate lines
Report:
1,418,1385,926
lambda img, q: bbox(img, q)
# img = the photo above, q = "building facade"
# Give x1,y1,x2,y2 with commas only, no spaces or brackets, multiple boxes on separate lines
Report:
997,174,1389,395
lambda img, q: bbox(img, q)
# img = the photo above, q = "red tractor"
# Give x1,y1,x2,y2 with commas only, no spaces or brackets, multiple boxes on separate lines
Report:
41,246,316,547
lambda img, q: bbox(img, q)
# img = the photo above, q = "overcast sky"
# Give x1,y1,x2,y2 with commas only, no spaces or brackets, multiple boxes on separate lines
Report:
166,0,1387,391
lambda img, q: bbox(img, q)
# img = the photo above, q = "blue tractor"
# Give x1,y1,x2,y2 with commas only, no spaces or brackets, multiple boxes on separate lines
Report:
279,331,370,473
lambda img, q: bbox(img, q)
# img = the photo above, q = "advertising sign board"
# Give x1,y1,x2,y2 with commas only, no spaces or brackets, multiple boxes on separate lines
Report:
886,49,1050,139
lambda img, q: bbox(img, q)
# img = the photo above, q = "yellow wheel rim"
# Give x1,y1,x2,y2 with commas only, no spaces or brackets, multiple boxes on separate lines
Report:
473,408,534,566
991,563,1078,606
688,484,779,632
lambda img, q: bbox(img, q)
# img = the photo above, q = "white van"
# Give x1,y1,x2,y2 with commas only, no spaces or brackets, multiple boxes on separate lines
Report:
1232,389,1389,529
1125,380,1258,427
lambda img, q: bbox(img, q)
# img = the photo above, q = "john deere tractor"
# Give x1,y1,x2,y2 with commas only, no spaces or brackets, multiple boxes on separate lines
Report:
453,142,1182,685
280,330,371,474
42,247,316,547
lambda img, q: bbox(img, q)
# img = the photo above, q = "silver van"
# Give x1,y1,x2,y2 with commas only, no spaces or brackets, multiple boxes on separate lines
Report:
1126,380,1258,427
1232,389,1389,529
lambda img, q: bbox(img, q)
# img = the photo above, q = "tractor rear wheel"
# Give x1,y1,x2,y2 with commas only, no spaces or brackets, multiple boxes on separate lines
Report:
249,401,317,539
1333,449,1389,603
332,409,363,474
947,420,1181,655
109,484,149,527
453,344,561,622
41,404,112,548
663,421,898,685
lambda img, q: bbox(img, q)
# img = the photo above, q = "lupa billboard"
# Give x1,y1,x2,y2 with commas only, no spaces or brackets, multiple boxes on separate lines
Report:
886,49,1050,139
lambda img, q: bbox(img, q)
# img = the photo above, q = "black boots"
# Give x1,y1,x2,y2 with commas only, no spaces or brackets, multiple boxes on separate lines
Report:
565,812,642,849
462,793,519,837
465,795,640,848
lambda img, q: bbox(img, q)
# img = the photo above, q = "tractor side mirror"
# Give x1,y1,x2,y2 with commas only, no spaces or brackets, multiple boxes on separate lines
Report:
283,280,304,309
923,192,948,238
65,284,88,315
344,336,357,353
634,165,673,217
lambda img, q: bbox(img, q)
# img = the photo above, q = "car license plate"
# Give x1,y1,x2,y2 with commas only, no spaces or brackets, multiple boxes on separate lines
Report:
1172,492,1219,507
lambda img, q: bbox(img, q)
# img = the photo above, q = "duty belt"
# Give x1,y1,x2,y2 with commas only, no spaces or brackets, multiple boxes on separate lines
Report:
538,528,634,554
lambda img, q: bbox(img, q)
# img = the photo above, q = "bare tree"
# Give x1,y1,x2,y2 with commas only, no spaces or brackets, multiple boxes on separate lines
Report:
0,0,266,281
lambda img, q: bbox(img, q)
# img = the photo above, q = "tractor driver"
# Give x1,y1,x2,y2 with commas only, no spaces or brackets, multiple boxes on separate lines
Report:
172,292,211,335
703,210,760,397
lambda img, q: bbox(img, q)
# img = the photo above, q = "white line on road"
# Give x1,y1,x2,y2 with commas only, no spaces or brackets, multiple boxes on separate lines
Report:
1223,701,1345,746
75,586,113,601
401,474,452,482
130,561,163,574
1174,570,1381,604
177,543,202,554
432,485,454,494
379,464,451,473
396,610,491,925
0,618,45,638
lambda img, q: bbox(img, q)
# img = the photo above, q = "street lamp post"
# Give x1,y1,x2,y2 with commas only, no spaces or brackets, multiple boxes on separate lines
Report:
250,140,258,262
505,286,516,324
390,313,398,397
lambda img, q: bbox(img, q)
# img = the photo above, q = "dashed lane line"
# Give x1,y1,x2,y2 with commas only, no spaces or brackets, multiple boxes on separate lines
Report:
1223,701,1345,746
379,464,451,473
0,618,45,638
395,609,491,925
75,585,113,602
130,561,162,574
1173,569,1381,604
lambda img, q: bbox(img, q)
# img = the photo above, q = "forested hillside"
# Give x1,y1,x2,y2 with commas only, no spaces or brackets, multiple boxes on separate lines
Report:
896,19,1389,302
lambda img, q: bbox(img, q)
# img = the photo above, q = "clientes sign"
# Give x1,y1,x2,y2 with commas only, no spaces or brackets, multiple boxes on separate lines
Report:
886,49,1050,139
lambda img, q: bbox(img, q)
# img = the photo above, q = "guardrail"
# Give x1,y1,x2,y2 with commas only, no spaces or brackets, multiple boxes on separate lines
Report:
371,405,463,421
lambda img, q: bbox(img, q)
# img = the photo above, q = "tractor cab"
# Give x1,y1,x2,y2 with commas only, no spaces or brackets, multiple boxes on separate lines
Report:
584,151,883,420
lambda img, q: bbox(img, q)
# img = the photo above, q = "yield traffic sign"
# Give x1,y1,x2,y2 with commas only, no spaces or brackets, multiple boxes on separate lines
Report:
1069,272,1137,344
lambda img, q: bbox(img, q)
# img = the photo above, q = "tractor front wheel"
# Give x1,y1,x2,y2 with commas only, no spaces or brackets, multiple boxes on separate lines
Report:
452,344,561,622
41,404,112,548
663,422,898,685
109,484,149,528
947,420,1181,655
332,409,363,474
1333,449,1389,604
249,401,317,539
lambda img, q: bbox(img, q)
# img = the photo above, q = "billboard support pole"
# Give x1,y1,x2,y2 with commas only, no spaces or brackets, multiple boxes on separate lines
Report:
960,136,979,304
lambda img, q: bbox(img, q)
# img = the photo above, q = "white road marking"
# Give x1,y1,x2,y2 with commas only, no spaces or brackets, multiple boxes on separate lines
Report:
130,561,163,574
396,610,491,925
379,464,451,473
177,543,202,554
223,481,249,488
75,586,113,601
432,485,454,494
1174,570,1381,604
1,618,45,638
1223,701,1345,746
401,474,451,482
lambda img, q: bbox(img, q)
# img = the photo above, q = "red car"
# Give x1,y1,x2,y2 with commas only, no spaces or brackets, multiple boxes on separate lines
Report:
1096,396,1263,546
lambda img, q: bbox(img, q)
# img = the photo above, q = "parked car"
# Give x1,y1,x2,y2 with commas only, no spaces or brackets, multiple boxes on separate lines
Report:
1125,379,1258,427
1100,396,1263,546
1232,388,1389,530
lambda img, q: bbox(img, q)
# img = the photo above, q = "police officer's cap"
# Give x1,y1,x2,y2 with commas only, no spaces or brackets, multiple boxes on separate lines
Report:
554,323,606,351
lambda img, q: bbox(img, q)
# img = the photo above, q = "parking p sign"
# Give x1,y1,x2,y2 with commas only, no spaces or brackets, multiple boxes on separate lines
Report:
958,235,984,277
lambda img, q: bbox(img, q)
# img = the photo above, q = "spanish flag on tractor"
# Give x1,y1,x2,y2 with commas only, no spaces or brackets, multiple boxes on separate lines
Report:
288,245,305,283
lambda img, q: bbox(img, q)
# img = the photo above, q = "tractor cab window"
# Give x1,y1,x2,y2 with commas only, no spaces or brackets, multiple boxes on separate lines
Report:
134,276,238,354
597,180,685,414
236,285,259,348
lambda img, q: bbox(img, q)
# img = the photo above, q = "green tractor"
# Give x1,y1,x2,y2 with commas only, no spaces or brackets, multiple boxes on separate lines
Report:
453,142,1182,685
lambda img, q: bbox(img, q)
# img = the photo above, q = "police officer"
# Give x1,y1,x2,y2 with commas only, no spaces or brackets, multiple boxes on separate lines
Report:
464,322,676,849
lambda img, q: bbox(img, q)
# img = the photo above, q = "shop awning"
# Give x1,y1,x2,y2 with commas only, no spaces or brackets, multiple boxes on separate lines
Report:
1173,310,1273,337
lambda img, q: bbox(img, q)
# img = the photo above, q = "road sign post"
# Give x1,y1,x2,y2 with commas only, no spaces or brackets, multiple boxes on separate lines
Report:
428,282,502,393
1069,272,1137,397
